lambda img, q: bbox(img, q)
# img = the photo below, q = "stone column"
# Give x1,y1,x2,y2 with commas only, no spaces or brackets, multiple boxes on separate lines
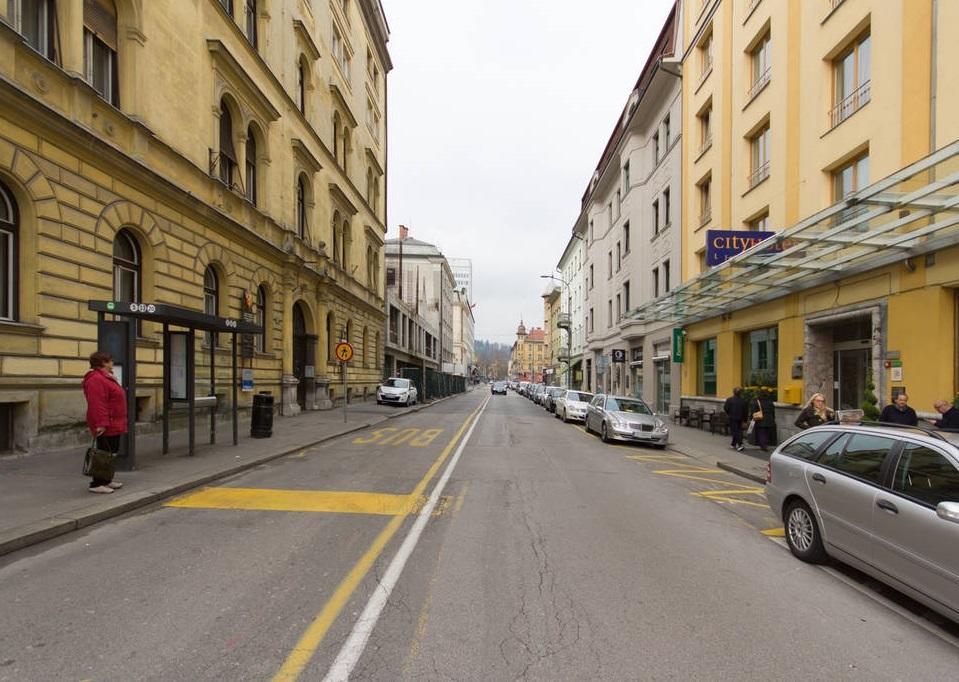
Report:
56,0,84,78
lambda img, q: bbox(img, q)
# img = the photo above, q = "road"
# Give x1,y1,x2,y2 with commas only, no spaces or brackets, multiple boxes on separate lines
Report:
1,390,957,680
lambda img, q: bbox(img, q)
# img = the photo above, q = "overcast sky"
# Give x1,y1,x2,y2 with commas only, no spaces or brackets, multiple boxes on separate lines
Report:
386,0,675,344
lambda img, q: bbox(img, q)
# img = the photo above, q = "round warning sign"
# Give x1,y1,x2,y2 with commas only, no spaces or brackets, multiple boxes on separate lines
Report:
334,341,354,363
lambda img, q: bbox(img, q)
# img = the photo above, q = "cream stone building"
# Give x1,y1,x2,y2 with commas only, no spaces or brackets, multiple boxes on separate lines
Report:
636,0,959,437
556,234,586,388
0,0,391,453
508,321,545,383
451,288,474,377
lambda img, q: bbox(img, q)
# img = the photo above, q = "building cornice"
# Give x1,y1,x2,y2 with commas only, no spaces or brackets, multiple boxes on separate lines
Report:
207,39,281,122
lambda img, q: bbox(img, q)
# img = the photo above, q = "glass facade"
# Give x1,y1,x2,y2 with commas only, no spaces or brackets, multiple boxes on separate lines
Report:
699,338,716,396
742,327,778,396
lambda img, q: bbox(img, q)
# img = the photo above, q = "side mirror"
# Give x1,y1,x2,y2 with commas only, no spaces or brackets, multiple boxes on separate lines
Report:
936,501,959,525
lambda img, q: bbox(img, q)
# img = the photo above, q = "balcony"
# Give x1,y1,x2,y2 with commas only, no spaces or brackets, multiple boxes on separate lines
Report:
556,312,571,328
748,161,770,190
746,68,771,103
829,80,871,130
556,349,571,363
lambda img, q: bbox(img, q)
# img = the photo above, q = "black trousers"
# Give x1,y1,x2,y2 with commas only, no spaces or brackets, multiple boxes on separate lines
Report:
730,420,744,447
90,434,119,487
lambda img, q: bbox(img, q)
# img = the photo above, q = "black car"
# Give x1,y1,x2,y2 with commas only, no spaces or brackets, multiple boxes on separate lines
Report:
491,381,507,395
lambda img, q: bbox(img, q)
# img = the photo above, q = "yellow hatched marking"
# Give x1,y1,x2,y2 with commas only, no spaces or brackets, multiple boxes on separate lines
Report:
165,487,424,516
692,488,766,497
762,527,786,537
700,496,770,508
626,454,689,462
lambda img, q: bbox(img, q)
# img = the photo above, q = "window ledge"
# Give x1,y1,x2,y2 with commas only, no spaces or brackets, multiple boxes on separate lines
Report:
742,173,769,197
820,0,846,25
135,336,161,348
0,320,45,336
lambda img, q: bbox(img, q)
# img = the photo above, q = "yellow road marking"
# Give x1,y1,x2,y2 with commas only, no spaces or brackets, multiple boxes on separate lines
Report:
272,397,488,682
762,527,786,537
165,487,424,516
353,427,398,444
626,454,689,462
381,427,421,446
454,481,470,513
692,488,766,497
352,426,444,447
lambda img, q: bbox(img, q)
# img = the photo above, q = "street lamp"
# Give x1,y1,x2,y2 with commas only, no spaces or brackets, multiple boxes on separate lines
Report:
540,273,573,390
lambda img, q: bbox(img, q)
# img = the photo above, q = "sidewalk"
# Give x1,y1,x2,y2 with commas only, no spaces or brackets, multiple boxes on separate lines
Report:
665,422,770,484
0,395,463,558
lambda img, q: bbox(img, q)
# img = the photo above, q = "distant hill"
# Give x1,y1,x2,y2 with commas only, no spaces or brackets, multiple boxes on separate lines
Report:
475,339,512,379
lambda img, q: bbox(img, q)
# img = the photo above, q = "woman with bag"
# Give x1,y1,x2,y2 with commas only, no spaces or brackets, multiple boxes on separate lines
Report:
82,351,126,494
748,389,777,452
794,393,835,429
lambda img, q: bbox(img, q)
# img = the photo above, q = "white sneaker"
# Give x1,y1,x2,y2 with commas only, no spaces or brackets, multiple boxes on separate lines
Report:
88,485,114,494
107,480,123,489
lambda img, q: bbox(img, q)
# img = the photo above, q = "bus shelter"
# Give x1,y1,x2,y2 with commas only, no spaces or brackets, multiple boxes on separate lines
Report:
89,300,263,466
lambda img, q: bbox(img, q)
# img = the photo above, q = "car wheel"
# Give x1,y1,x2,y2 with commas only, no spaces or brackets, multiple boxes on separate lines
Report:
601,422,610,443
584,418,592,434
784,499,828,564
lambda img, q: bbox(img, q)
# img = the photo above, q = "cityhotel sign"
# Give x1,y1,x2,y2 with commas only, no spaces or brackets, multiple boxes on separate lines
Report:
705,230,784,266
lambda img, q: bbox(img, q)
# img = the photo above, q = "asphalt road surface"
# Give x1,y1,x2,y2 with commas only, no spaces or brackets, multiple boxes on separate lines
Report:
1,390,957,681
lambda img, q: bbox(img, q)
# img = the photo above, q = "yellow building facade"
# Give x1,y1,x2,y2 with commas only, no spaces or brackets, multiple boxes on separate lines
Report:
669,0,959,427
0,0,391,452
542,286,562,385
509,321,546,382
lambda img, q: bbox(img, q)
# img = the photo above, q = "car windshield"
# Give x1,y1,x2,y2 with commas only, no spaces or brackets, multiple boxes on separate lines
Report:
606,398,652,414
549,388,565,396
383,378,409,389
567,392,593,403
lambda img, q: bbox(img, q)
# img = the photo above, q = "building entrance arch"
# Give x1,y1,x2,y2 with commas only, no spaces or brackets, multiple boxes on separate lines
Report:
292,301,317,410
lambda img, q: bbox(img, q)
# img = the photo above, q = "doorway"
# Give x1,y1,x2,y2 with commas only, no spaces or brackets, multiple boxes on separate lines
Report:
834,348,870,410
655,358,671,414
292,303,308,409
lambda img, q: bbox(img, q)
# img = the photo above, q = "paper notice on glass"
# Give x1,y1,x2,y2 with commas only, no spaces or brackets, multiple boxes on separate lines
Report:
170,333,187,400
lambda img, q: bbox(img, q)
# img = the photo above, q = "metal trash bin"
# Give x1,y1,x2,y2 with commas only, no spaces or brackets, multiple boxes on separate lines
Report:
251,391,274,438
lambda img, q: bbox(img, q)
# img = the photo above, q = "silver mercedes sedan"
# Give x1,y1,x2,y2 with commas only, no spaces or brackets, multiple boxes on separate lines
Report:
766,423,959,624
584,394,668,447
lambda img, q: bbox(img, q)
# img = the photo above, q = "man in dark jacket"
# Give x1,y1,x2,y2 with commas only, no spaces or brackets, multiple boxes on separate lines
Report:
879,393,918,426
931,400,959,429
723,387,748,451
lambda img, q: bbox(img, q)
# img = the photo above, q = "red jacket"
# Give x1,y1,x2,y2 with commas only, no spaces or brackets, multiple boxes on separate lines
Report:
83,369,128,436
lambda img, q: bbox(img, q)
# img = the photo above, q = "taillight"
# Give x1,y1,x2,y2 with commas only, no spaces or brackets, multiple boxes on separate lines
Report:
765,461,772,484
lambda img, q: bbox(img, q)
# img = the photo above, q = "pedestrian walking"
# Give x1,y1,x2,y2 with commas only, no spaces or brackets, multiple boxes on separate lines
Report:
723,387,748,451
82,351,126,494
928,400,959,429
879,393,918,426
794,393,835,430
748,389,777,452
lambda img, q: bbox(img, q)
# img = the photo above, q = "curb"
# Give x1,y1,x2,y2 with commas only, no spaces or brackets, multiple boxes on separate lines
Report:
716,461,768,485
0,392,466,558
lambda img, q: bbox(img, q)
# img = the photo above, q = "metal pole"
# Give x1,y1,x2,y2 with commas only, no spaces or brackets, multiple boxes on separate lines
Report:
126,315,137,470
342,361,348,422
187,330,195,456
162,323,169,455
232,332,238,446
210,330,216,445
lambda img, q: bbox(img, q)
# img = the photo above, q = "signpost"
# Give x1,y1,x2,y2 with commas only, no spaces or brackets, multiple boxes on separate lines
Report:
335,341,354,422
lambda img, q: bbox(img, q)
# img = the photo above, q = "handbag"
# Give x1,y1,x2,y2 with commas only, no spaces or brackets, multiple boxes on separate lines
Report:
82,438,115,480
752,402,764,421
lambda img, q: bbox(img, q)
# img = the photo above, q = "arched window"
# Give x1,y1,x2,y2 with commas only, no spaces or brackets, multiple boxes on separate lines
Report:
218,99,237,187
0,180,19,321
112,229,140,303
297,58,306,114
332,113,341,165
219,0,234,16
331,211,340,265
366,168,374,205
341,127,350,173
244,0,257,48
326,311,335,361
204,265,219,346
362,326,369,368
15,0,57,60
296,176,307,240
366,245,373,287
375,331,381,371
84,0,119,106
255,284,267,352
344,319,352,345
245,126,257,205
341,219,350,269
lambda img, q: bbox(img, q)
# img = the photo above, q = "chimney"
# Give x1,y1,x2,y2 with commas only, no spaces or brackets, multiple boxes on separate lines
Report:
399,225,409,240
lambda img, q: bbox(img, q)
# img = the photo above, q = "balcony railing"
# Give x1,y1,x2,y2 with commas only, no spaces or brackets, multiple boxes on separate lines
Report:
208,149,244,195
748,161,770,189
829,80,871,129
556,350,571,362
747,67,771,102
556,312,571,328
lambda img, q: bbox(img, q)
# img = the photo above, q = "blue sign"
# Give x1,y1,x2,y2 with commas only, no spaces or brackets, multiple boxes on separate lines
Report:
706,230,780,266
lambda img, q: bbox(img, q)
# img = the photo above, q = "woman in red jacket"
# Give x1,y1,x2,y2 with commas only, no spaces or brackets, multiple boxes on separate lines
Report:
82,351,127,493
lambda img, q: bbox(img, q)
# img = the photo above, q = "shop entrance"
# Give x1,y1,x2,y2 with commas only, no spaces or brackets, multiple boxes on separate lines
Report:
806,311,880,410
654,357,671,414
834,348,870,410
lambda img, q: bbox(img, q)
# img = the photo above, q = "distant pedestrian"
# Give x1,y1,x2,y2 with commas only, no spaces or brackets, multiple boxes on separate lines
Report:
794,393,835,430
723,387,748,451
879,393,918,426
748,390,777,452
82,351,126,494
929,400,959,429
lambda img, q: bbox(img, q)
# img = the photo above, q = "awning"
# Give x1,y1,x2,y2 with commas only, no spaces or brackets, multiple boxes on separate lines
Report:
628,140,959,325
89,300,262,334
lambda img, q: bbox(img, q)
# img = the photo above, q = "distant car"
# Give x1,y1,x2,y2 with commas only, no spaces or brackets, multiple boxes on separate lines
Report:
491,381,508,395
376,377,417,407
554,390,595,423
518,382,530,397
585,394,668,446
532,384,547,404
543,387,566,412
766,423,959,624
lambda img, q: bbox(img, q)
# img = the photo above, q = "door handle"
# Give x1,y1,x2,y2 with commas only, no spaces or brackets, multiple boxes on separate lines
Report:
812,473,826,484
877,499,899,514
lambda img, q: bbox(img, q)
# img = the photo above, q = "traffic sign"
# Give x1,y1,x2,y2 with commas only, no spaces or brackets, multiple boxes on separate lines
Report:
334,341,354,363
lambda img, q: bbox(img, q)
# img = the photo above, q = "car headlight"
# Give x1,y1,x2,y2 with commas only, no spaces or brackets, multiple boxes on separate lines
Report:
608,414,625,427
653,419,666,431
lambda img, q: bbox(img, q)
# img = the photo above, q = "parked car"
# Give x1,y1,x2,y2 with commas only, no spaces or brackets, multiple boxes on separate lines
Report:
532,384,547,404
766,423,959,624
543,387,566,412
491,381,508,395
518,382,530,397
376,377,417,407
585,395,668,446
554,391,595,423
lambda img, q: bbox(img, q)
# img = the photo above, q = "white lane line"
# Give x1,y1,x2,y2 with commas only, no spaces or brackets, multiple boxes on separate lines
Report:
322,395,490,682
